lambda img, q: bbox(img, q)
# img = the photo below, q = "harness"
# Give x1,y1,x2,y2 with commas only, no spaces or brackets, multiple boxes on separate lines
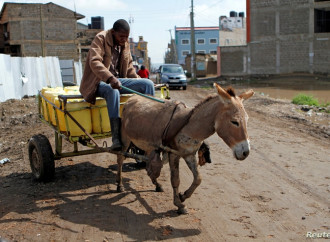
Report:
161,101,194,148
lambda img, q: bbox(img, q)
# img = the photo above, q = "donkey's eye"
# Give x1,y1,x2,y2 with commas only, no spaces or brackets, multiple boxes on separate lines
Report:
231,121,239,127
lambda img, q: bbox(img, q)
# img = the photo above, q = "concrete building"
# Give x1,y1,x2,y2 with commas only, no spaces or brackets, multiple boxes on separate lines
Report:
76,17,104,70
175,26,219,65
130,36,150,70
219,0,330,76
0,2,84,60
219,12,246,47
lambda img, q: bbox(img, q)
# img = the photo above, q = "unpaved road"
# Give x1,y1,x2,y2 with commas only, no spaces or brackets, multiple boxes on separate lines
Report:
0,84,329,241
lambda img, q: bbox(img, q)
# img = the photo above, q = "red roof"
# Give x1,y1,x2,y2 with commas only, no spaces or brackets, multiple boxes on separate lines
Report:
176,27,219,31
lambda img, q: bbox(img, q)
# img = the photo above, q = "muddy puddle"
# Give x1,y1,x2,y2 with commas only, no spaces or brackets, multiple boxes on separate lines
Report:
230,75,330,104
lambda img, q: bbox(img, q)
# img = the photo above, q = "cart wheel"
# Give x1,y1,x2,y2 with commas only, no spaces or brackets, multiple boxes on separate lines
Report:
28,134,55,182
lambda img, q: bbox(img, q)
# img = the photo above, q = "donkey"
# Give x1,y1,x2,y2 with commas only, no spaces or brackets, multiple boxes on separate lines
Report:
116,83,254,214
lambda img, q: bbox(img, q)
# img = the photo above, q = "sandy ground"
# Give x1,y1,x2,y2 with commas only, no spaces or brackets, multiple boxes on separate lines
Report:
0,82,329,242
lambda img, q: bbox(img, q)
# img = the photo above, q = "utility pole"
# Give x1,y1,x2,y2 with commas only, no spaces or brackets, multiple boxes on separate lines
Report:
190,0,197,80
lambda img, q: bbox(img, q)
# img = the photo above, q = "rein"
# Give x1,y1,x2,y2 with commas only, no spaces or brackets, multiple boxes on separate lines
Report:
121,86,165,103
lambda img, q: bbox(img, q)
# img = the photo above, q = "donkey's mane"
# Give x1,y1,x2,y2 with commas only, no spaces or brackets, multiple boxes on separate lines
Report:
191,86,237,115
193,94,218,110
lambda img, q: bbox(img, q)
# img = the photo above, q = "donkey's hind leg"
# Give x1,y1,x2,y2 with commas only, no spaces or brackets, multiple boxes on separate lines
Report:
116,154,125,192
146,150,164,192
179,155,202,202
169,154,187,214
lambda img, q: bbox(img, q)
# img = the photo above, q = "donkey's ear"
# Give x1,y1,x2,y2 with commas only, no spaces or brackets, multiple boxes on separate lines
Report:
214,83,231,101
239,89,254,101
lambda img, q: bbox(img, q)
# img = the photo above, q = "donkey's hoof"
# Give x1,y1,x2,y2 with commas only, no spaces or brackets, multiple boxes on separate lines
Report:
117,185,124,193
155,185,164,192
177,207,188,215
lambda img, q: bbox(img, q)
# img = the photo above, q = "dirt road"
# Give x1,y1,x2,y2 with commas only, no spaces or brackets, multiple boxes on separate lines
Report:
0,84,329,241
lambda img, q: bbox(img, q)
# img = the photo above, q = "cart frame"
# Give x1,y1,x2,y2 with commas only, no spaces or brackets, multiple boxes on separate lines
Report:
29,85,169,181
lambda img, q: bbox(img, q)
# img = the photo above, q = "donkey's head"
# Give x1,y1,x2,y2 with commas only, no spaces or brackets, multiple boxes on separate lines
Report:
213,83,254,160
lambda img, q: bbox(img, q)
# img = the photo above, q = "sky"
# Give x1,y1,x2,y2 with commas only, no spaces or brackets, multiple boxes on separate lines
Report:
0,0,246,65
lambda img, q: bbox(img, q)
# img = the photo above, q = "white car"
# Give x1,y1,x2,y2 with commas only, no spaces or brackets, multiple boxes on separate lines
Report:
156,64,187,90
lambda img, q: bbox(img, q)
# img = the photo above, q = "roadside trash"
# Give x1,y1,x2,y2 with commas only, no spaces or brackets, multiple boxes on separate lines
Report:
0,158,10,165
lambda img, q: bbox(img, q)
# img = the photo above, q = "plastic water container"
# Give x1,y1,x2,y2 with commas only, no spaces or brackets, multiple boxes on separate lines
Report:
40,87,53,121
120,94,134,115
64,86,80,94
90,94,134,134
55,97,92,136
43,88,65,125
91,98,110,133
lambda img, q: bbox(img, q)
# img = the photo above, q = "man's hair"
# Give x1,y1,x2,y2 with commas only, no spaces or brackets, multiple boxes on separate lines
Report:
113,19,130,32
141,65,145,70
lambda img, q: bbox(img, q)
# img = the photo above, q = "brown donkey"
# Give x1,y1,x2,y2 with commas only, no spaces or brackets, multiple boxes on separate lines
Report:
116,83,254,214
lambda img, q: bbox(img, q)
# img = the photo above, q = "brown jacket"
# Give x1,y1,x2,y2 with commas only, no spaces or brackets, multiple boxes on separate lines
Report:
79,29,138,104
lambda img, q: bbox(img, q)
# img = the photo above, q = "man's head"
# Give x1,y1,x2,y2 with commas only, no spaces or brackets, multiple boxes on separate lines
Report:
111,19,130,47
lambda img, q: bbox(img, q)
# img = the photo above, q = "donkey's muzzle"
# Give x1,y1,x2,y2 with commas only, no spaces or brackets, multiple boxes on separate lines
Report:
233,140,250,160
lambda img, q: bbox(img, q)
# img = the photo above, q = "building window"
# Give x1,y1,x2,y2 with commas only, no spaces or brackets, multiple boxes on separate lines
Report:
315,9,330,33
182,50,190,56
210,50,217,54
209,38,217,44
197,50,206,54
182,39,189,45
197,38,205,44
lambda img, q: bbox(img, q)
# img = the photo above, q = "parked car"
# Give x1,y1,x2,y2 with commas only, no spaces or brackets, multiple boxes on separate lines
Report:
156,64,187,90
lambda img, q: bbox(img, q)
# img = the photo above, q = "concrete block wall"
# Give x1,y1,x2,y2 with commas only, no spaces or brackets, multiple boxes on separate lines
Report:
1,3,79,60
314,35,330,74
220,46,247,76
250,10,276,39
279,37,310,73
249,41,276,74
220,0,330,75
45,44,77,60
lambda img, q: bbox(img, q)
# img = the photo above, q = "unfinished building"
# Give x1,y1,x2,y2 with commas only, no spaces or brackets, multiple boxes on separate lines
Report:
0,2,84,60
220,0,330,75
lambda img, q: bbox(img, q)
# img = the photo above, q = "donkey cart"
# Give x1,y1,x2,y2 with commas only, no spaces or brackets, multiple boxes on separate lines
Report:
28,85,169,182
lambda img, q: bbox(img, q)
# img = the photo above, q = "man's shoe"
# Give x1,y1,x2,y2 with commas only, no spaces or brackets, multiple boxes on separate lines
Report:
110,117,122,151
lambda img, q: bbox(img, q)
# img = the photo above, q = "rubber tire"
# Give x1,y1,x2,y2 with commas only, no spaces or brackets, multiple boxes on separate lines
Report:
28,134,55,182
183,86,187,90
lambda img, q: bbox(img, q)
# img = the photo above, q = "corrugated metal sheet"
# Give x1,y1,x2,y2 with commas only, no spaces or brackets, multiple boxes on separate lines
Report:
0,54,63,102
59,59,83,85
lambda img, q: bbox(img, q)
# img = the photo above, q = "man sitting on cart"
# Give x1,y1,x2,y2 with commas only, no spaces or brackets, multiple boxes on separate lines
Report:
79,19,155,151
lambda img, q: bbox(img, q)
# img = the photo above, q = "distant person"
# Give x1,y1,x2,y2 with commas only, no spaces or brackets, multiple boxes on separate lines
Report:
137,65,150,79
79,19,155,151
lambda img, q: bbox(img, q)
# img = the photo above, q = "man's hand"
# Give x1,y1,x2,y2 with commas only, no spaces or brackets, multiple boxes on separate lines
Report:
108,77,122,89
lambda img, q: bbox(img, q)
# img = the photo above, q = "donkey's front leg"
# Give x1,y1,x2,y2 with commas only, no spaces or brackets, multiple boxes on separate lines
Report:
179,155,202,202
169,154,187,214
116,154,125,192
